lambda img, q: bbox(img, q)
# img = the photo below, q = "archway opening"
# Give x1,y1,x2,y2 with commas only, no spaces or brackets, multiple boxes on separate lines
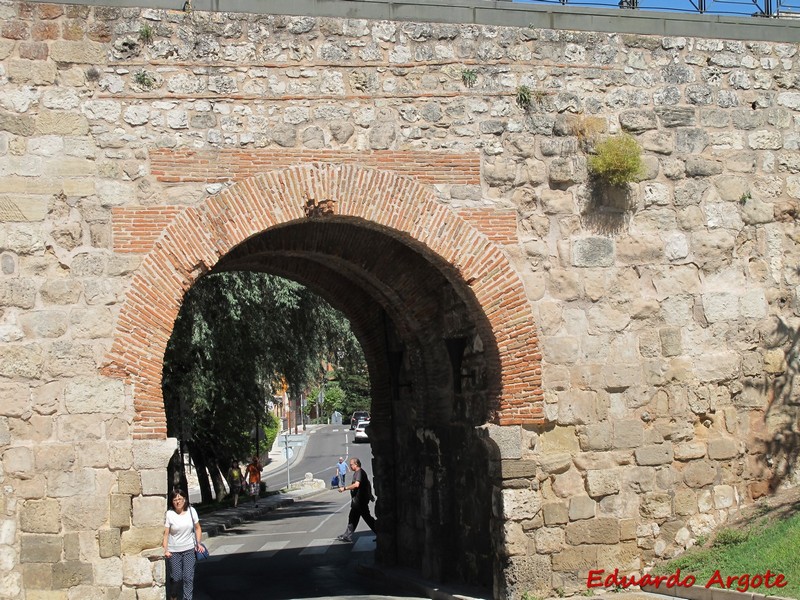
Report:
166,216,502,588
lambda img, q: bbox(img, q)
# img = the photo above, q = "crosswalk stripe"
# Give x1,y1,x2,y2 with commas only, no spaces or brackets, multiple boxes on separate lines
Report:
213,544,244,555
257,540,290,556
352,537,376,553
299,538,330,556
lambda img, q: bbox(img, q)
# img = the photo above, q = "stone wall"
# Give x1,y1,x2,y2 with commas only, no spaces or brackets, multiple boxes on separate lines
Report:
0,1,799,599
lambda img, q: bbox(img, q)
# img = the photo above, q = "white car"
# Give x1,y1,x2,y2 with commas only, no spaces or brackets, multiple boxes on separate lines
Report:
353,420,370,443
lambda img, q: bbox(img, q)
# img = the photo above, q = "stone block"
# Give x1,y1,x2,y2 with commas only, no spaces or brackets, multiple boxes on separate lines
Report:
52,561,92,589
566,518,620,545
0,382,30,417
98,529,121,558
35,112,89,136
132,496,166,528
639,492,672,520
484,423,522,459
504,554,553,597
619,519,637,541
120,526,163,555
61,495,109,531
764,349,786,374
551,545,598,571
674,489,697,516
20,534,62,563
569,495,595,521
63,532,80,561
20,499,61,533
585,469,621,498
535,527,565,554
538,453,572,475
39,280,82,304
634,444,673,466
543,502,568,525
19,310,68,338
49,40,106,64
94,556,123,587
109,494,131,529
684,460,717,489
500,459,536,480
57,415,104,442
708,438,738,460
117,471,141,495
571,236,614,268
64,378,124,414
4,446,34,476
122,555,153,587
140,469,167,496
613,420,644,449
35,444,76,472
579,423,612,451
46,469,95,498
713,484,736,509
674,441,706,461
501,488,541,521
0,279,37,308
557,390,597,425
6,59,57,85
132,440,178,470
659,327,682,357
22,563,53,589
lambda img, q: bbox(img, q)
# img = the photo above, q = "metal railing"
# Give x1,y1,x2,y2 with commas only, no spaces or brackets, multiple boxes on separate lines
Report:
512,0,800,17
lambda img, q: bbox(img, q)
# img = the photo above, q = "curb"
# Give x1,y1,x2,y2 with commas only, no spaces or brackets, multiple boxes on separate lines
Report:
642,583,794,600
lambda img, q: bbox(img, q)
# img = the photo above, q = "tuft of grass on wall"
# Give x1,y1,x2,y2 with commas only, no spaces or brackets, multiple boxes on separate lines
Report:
587,133,643,186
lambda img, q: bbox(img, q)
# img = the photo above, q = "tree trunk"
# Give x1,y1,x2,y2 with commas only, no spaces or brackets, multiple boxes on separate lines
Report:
208,456,227,500
187,442,214,504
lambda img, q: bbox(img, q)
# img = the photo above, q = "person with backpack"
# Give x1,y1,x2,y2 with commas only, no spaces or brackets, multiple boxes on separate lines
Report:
335,457,376,542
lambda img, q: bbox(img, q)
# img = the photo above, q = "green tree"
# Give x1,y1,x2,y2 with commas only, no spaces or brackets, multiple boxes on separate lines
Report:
162,272,365,504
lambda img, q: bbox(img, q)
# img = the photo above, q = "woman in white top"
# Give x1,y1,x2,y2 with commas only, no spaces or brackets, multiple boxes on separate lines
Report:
162,489,202,600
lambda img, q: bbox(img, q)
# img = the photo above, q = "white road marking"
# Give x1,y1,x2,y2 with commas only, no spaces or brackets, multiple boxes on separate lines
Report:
257,540,290,556
299,538,330,556
309,500,352,533
211,543,244,555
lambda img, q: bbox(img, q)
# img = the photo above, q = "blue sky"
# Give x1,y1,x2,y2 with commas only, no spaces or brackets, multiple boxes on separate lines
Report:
511,0,795,17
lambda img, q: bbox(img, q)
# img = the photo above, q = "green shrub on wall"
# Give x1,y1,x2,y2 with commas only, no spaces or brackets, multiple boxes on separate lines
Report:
588,133,644,186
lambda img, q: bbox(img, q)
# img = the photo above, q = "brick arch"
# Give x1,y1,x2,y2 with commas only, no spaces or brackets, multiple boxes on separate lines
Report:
102,163,543,438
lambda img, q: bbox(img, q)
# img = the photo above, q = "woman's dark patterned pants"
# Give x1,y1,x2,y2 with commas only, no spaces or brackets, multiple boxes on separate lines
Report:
168,548,196,600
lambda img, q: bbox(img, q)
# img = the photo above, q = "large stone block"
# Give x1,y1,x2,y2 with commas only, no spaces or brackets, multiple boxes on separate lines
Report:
571,236,614,267
484,424,521,459
94,556,123,587
98,529,121,559
140,469,167,496
585,469,621,498
52,560,92,589
501,488,542,521
551,545,598,571
46,469,95,498
35,444,76,472
566,517,620,545
20,499,61,533
22,563,53,589
132,440,176,470
639,492,672,520
64,378,125,414
634,444,673,466
0,382,30,417
20,534,62,563
109,494,131,529
50,40,106,64
708,438,738,460
120,526,163,555
569,495,595,521
61,495,109,531
500,459,536,480
132,496,167,528
122,555,154,587
3,446,34,476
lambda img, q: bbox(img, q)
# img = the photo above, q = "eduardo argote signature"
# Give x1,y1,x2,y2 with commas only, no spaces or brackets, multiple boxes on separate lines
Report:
587,568,788,593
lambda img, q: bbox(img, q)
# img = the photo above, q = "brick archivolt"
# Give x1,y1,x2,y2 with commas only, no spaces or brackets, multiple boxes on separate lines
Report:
102,162,543,437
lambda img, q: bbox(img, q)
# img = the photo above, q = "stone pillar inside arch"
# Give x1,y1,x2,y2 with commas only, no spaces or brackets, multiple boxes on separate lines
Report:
481,423,551,600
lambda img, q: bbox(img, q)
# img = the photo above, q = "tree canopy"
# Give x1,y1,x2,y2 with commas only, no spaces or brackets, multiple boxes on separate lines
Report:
162,271,370,503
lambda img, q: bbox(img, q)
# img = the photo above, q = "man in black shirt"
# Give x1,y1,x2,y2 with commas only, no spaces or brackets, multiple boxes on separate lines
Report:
336,457,376,542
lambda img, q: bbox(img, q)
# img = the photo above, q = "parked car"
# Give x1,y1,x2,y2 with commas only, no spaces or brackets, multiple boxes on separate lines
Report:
354,420,370,443
350,410,370,429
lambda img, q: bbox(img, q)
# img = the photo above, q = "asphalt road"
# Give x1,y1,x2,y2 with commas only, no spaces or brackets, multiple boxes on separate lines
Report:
192,425,416,600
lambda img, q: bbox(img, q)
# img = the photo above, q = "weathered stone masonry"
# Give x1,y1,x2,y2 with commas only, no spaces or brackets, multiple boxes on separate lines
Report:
1,0,800,598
